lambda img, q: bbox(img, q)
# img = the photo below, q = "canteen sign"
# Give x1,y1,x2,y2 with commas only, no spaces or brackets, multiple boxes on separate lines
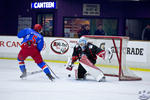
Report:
31,2,56,9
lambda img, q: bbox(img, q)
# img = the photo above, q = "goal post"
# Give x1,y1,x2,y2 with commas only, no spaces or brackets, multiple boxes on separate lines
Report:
82,35,142,81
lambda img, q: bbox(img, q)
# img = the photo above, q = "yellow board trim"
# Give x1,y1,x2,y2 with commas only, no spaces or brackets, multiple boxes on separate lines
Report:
0,57,150,72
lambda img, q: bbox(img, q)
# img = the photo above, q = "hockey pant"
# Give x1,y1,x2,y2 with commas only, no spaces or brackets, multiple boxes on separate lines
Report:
79,55,104,82
17,43,51,74
77,64,87,79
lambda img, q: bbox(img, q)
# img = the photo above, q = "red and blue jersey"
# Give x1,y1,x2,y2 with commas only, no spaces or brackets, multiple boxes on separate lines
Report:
17,28,44,52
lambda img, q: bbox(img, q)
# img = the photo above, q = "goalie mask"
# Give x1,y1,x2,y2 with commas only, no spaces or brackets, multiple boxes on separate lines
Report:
78,37,87,51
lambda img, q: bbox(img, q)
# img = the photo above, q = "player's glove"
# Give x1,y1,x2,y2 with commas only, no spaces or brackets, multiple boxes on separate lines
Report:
66,64,73,71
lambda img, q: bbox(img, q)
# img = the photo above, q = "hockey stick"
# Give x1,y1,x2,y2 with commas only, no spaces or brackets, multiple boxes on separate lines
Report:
46,64,60,79
20,70,43,78
27,70,43,75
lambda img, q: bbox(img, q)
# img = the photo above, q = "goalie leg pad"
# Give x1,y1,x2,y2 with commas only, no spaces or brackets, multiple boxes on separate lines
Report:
75,69,78,79
79,55,105,81
80,62,104,81
96,73,105,82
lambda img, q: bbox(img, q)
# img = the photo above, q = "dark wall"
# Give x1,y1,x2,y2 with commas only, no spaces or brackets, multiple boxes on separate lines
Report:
0,0,6,34
56,1,150,36
1,0,150,37
56,0,82,36
0,0,32,35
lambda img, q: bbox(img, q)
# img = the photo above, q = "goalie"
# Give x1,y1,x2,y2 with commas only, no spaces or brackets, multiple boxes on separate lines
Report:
66,37,113,82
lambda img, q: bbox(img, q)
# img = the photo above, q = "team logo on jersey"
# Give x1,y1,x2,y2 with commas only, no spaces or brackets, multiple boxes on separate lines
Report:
50,39,69,54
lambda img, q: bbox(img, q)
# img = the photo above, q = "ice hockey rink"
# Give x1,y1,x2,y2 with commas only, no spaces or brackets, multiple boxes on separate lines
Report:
0,59,150,100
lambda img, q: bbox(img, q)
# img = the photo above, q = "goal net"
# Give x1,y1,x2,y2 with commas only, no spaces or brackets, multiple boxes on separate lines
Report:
82,35,142,81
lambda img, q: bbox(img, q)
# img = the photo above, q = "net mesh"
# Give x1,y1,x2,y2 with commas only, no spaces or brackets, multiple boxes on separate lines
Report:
83,35,142,81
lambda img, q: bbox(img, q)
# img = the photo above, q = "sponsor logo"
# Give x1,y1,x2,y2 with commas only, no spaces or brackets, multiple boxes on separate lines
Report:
50,39,69,54
138,90,150,100
127,47,144,56
0,41,21,47
99,42,144,56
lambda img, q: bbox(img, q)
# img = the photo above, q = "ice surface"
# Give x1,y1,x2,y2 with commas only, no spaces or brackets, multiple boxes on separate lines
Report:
0,59,150,100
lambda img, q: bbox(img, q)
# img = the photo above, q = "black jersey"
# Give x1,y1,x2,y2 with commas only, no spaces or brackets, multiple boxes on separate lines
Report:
72,43,103,64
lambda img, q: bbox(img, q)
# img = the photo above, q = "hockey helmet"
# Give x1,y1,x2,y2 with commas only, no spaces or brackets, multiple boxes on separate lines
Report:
78,37,87,50
34,24,42,31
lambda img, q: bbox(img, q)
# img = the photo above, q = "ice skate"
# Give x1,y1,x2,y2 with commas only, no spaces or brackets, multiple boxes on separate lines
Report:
46,73,55,81
20,69,27,79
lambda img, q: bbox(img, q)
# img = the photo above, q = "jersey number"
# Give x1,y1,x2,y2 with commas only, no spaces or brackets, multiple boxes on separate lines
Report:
32,35,37,43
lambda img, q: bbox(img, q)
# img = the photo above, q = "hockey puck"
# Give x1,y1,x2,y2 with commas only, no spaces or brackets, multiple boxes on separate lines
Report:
68,74,71,77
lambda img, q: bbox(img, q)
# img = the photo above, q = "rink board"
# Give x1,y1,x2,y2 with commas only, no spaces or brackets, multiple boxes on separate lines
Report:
0,36,150,71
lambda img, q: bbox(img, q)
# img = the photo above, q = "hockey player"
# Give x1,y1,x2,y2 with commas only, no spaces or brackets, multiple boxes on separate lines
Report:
66,37,112,82
17,24,54,81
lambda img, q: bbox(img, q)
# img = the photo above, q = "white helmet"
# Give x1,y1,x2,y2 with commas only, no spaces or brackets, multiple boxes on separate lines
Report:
78,37,87,50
